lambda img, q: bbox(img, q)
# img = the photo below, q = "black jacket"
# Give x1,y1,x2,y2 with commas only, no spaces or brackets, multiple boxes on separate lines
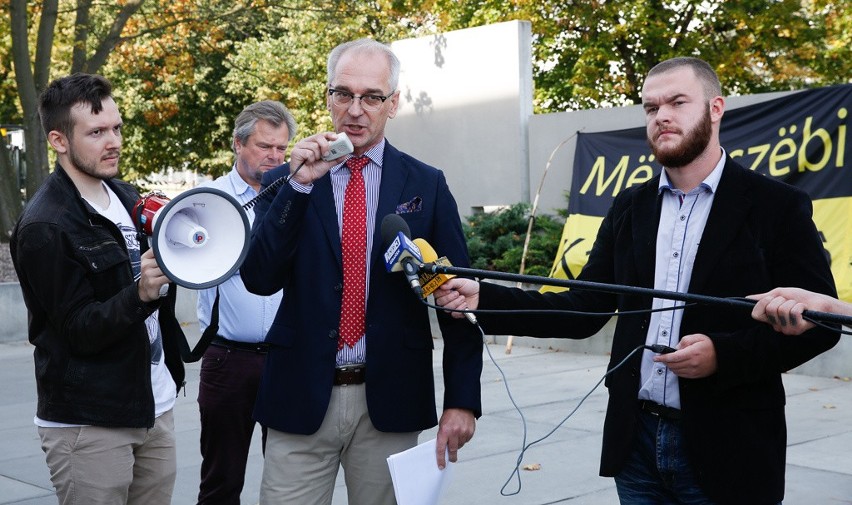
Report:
476,158,839,505
11,163,185,428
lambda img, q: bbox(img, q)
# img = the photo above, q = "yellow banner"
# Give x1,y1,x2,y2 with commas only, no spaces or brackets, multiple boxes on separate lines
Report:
545,198,851,302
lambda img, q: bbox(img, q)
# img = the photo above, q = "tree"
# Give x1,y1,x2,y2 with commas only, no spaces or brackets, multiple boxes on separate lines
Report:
2,0,145,239
518,0,848,111
107,0,270,181
0,0,269,238
3,0,848,242
422,0,850,111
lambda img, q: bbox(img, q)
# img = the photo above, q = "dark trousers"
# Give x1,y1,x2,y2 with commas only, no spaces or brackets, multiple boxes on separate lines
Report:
614,408,716,505
197,344,267,505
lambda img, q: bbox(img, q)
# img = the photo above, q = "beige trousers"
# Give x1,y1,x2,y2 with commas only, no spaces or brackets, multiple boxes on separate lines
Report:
38,409,176,505
260,384,419,505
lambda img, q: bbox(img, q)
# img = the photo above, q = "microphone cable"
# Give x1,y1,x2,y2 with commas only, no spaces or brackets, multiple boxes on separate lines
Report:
242,162,306,210
422,297,676,496
490,340,653,497
424,301,851,335
420,293,846,498
462,320,655,497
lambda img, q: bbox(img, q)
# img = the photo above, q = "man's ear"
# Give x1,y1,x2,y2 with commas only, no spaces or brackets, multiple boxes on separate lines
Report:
47,130,68,154
710,96,725,123
387,90,400,119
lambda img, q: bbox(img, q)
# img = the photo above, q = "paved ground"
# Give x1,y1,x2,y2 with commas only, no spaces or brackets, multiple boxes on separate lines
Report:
2,325,852,504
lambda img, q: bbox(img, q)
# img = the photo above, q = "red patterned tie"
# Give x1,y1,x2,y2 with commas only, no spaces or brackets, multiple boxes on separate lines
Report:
338,156,368,350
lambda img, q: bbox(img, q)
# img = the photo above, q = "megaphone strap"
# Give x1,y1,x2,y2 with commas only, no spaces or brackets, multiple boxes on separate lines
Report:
178,288,220,363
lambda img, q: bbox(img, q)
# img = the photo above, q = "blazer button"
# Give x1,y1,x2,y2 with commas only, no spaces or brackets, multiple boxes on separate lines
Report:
328,329,338,339
334,283,343,292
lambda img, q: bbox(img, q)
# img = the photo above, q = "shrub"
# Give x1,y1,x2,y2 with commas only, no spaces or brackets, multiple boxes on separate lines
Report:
463,203,562,277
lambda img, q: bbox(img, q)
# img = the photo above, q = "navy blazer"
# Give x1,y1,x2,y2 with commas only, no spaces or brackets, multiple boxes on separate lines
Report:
475,157,839,504
242,141,483,435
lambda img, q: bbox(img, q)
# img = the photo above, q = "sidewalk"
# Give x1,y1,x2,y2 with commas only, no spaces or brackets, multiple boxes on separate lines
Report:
1,330,851,504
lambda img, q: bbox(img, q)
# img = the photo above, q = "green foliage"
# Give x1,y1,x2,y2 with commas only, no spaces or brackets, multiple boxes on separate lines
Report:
3,0,850,190
463,203,562,277
435,0,852,112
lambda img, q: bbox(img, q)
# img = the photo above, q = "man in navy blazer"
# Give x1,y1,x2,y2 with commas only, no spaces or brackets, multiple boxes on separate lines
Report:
241,38,482,505
435,57,840,504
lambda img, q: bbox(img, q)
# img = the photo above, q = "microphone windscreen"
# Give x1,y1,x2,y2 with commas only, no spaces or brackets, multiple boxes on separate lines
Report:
412,238,456,297
412,238,438,263
381,213,411,246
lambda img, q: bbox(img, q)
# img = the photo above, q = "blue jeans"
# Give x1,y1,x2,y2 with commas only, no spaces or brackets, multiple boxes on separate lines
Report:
614,408,717,505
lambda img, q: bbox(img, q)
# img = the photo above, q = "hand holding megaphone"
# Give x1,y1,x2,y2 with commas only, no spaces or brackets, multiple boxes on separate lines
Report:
132,187,250,290
137,249,170,302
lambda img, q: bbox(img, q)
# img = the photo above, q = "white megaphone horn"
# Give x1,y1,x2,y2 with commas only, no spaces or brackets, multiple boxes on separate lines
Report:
132,187,250,290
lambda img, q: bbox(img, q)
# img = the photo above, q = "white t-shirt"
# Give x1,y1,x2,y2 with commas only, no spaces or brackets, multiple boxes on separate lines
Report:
35,183,175,427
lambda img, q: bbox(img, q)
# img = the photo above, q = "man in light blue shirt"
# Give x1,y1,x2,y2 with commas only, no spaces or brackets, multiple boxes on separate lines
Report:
195,100,296,505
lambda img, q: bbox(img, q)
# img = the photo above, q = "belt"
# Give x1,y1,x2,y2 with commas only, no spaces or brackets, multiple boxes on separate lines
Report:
334,365,366,386
639,400,682,421
211,336,269,354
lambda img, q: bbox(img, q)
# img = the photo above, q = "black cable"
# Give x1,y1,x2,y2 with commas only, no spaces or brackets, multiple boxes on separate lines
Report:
802,315,852,335
423,300,698,319
422,284,846,497
242,162,305,210
420,263,852,328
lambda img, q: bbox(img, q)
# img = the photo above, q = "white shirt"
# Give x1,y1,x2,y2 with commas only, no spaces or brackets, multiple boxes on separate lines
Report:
196,168,282,343
290,140,386,366
637,150,726,409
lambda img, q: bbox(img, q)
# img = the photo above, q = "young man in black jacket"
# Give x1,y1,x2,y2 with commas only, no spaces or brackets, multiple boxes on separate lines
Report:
435,57,839,505
11,73,185,505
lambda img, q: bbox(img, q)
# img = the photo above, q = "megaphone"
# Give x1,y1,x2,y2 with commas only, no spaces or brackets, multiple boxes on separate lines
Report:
132,187,250,290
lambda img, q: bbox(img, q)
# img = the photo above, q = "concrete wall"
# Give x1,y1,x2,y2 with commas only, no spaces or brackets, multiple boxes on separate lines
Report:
387,20,533,218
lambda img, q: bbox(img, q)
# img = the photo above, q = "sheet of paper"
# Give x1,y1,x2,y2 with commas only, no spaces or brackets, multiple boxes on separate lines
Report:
387,438,454,505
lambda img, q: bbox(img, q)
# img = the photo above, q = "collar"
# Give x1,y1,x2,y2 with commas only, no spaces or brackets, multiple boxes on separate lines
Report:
227,164,256,197
658,147,726,196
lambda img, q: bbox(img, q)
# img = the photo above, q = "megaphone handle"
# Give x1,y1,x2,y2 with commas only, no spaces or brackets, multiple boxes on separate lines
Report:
243,162,306,210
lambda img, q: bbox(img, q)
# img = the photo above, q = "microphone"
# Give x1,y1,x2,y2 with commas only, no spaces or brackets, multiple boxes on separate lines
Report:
412,238,478,325
381,214,423,296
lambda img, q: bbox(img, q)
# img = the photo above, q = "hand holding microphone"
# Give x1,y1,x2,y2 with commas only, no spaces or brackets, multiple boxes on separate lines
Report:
288,132,353,185
434,278,481,321
414,238,479,325
381,214,481,325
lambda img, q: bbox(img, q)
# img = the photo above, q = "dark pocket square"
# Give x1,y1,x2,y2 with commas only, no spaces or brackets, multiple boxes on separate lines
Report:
395,196,422,214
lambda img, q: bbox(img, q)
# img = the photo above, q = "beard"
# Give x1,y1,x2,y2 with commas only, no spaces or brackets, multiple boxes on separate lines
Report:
238,158,264,185
648,105,712,168
68,145,120,180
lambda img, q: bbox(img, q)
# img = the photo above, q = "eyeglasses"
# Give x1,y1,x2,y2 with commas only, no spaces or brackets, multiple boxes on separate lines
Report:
328,88,393,112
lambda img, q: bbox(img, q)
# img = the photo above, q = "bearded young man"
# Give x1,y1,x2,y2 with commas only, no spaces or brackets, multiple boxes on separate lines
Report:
11,73,185,505
434,57,839,505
